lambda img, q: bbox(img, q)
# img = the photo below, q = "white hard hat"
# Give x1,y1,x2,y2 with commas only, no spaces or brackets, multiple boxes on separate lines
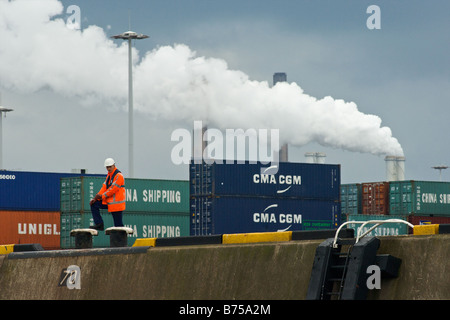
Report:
104,158,115,167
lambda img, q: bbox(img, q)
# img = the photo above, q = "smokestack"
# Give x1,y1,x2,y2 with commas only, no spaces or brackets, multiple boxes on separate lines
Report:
385,156,397,181
305,152,315,163
396,156,405,181
305,152,326,164
273,72,287,84
192,122,208,162
273,72,288,162
315,152,326,164
385,155,405,181
279,144,288,163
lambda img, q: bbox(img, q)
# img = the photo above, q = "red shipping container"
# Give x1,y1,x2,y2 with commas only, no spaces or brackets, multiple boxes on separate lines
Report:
408,215,450,225
0,211,60,250
362,182,389,215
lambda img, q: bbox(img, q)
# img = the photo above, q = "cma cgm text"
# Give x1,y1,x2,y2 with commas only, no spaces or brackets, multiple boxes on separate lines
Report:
253,174,301,185
253,213,302,224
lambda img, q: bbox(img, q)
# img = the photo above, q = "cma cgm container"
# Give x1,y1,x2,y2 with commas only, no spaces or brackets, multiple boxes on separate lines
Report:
0,171,101,211
389,181,450,217
362,182,389,215
190,161,340,200
61,177,189,213
60,211,189,248
0,210,60,249
346,214,410,237
340,184,361,215
190,196,340,235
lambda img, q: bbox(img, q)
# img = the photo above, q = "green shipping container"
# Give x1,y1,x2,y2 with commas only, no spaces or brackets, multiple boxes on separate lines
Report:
61,177,189,213
346,214,410,237
340,184,361,215
60,211,190,248
389,180,450,217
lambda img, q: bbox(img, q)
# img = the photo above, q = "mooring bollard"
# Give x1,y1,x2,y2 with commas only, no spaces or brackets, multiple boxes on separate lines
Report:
105,227,134,247
70,229,98,249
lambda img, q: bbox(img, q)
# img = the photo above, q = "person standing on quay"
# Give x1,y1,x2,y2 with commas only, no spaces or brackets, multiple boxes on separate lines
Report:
89,158,126,230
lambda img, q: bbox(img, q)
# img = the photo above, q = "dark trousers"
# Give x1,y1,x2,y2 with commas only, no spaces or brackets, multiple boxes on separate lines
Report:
90,200,124,227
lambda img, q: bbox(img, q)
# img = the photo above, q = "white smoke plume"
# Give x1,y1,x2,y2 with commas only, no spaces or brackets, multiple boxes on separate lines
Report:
0,0,403,157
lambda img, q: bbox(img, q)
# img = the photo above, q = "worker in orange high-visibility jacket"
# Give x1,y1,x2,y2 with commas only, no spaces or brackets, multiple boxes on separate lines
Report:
89,158,126,231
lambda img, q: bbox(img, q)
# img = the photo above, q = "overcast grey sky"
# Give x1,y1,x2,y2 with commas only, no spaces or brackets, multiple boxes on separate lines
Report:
0,0,449,183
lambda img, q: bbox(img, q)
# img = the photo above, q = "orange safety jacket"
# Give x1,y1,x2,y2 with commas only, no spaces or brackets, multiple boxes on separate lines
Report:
97,168,126,212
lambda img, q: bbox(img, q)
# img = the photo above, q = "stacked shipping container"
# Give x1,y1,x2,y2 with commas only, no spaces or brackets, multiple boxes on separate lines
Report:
60,177,190,248
342,180,450,217
0,171,102,249
389,180,450,216
340,184,361,216
0,210,61,249
341,180,450,235
362,182,389,215
190,161,341,235
346,214,410,237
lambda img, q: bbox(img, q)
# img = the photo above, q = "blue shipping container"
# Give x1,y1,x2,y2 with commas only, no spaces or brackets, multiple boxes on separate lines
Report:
190,161,340,200
0,171,102,211
190,196,340,235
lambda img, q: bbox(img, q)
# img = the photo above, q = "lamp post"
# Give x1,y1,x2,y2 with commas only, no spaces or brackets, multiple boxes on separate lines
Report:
432,165,448,182
111,31,149,178
0,106,13,169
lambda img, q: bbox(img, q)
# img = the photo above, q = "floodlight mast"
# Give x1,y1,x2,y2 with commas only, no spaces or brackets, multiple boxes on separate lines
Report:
0,106,14,169
432,165,448,181
111,31,149,178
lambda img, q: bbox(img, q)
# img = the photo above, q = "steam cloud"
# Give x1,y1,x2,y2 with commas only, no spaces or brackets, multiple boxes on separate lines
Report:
0,0,403,157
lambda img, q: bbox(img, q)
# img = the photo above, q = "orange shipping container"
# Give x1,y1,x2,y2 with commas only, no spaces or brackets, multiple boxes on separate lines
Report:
362,182,389,215
0,211,60,250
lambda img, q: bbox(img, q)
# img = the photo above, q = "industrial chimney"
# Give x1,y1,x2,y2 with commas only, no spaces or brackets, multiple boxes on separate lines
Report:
192,123,208,162
305,152,326,164
273,72,288,162
396,156,405,181
273,72,287,84
385,156,405,181
315,152,327,164
305,152,315,163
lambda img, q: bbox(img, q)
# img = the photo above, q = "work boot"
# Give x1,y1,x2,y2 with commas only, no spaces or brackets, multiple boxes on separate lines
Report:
89,223,104,231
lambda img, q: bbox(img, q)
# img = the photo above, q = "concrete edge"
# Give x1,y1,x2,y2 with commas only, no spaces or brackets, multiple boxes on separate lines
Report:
7,246,151,260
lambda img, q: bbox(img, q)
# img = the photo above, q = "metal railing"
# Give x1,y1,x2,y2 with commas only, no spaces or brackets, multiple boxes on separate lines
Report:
333,219,415,248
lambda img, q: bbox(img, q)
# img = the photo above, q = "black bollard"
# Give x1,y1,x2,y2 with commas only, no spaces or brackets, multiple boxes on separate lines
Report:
105,227,134,247
70,229,98,249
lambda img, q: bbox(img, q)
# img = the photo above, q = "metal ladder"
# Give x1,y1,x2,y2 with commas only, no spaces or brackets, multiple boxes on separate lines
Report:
307,219,413,300
325,244,353,299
